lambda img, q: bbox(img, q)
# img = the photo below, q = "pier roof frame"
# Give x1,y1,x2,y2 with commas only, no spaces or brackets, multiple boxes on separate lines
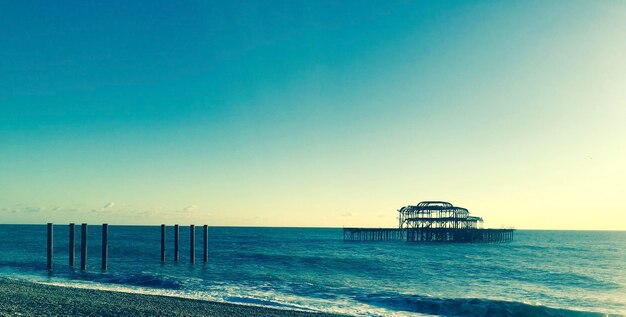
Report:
399,201,469,213
398,201,483,230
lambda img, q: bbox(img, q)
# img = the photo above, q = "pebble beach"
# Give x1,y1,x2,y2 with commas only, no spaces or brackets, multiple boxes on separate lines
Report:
0,278,348,317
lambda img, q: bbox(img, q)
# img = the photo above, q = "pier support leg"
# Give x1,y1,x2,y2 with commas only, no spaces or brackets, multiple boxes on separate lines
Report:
190,225,195,264
69,223,75,267
81,223,87,271
174,224,179,262
101,224,108,271
47,223,53,271
203,225,208,263
160,224,166,262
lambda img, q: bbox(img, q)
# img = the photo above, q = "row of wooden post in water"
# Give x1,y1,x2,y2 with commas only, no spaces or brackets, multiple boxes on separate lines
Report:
46,223,209,271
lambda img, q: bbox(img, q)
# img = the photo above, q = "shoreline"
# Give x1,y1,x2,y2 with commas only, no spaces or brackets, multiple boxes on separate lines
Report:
0,278,349,317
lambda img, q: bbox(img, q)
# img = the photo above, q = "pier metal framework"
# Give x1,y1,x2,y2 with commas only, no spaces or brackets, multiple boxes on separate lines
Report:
398,201,484,230
343,201,513,243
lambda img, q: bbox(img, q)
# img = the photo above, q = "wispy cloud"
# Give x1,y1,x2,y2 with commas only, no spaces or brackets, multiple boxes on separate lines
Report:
91,202,117,213
181,204,198,213
25,207,45,213
4,207,20,214
1,206,45,214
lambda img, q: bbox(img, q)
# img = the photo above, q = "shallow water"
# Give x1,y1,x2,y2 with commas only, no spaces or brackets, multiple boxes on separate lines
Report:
0,225,624,316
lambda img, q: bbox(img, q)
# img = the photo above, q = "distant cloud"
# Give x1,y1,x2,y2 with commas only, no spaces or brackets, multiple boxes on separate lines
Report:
25,207,44,213
341,212,353,217
135,210,156,217
2,205,22,213
87,202,118,213
9,208,20,214
182,204,198,213
2,206,45,213
2,205,80,214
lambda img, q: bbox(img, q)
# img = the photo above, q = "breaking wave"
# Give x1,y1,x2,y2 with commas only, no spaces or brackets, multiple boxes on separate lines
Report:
355,292,618,317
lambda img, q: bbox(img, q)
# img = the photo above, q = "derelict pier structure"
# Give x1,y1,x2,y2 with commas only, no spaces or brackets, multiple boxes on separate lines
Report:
343,201,514,243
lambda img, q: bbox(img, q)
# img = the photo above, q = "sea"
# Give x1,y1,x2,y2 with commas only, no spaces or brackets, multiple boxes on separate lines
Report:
0,225,624,316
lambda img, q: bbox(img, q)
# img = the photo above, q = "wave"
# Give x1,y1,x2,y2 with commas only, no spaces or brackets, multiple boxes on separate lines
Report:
94,273,182,289
69,272,183,289
233,251,395,275
0,264,183,290
355,292,619,317
223,296,314,311
11,270,622,317
0,260,46,272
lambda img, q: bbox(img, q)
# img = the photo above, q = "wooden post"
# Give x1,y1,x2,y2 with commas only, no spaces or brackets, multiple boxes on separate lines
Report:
81,223,87,271
69,223,75,267
160,224,165,262
190,225,195,264
203,225,208,263
47,223,53,271
101,224,108,271
174,224,179,261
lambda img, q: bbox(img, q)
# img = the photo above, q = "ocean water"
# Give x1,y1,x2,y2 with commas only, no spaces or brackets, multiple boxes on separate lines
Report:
0,225,624,316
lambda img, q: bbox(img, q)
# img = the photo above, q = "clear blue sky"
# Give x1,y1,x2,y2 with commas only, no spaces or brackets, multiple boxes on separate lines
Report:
1,1,625,229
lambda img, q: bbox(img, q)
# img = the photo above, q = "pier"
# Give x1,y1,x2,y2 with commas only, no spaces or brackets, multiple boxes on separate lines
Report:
343,201,514,243
342,228,405,241
344,227,513,243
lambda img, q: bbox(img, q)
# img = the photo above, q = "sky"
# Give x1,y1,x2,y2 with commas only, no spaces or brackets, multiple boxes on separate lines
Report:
1,1,625,229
